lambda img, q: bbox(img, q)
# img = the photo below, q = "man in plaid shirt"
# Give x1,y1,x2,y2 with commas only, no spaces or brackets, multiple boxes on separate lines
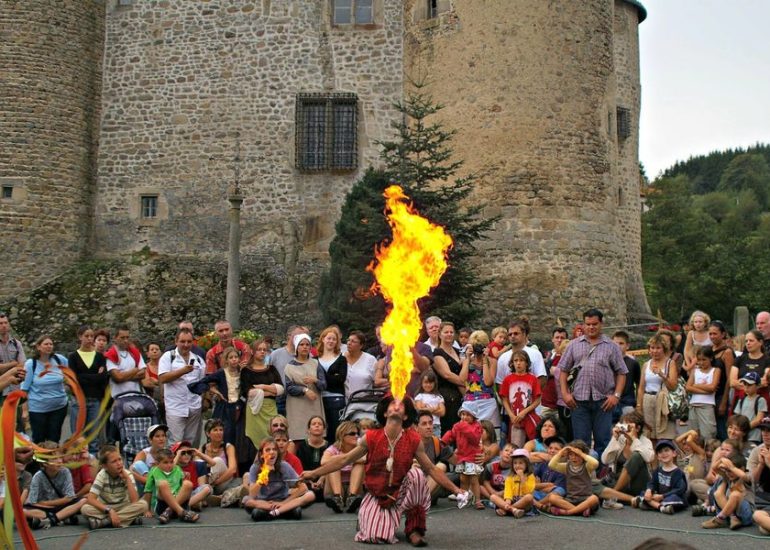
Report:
558,308,627,460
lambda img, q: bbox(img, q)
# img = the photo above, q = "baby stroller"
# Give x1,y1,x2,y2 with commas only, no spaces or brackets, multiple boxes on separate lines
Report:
342,389,386,422
110,391,160,465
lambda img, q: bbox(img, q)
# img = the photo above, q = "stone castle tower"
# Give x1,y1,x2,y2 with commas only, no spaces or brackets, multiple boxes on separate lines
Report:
0,0,649,338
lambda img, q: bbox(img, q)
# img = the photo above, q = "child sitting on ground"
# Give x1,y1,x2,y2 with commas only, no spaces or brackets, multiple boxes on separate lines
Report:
533,436,567,507
700,451,755,530
632,439,688,514
82,445,148,529
143,448,198,524
674,430,707,502
541,440,600,516
171,440,212,511
490,448,536,518
442,403,484,509
243,437,314,521
481,443,513,501
23,441,85,529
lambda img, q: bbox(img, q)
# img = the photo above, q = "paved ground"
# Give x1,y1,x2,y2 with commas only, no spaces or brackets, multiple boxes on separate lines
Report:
21,498,768,550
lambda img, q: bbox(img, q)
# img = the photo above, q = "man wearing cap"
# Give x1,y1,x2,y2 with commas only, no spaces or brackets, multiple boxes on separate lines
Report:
734,371,768,445
559,308,627,461
159,328,206,446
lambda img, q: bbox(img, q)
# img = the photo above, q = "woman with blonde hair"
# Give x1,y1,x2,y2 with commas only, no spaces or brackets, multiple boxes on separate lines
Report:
321,420,365,513
636,334,678,442
684,310,712,362
317,325,347,442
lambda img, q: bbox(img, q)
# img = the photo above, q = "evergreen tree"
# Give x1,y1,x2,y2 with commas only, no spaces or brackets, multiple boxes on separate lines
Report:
318,91,496,334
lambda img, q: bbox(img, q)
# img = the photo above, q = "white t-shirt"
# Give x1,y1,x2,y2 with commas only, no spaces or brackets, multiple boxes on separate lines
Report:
495,346,546,385
414,392,445,426
344,352,377,400
158,349,205,416
107,349,146,397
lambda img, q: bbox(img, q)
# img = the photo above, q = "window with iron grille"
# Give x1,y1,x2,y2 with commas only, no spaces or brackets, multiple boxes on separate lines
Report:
617,107,631,140
333,0,373,25
428,0,439,19
296,93,358,171
141,195,158,218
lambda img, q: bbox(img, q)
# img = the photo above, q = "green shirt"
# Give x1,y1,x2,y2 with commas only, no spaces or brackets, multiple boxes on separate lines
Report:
144,465,184,510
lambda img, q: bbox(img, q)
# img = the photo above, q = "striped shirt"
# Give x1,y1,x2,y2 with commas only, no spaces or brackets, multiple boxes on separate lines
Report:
89,469,137,505
558,335,627,401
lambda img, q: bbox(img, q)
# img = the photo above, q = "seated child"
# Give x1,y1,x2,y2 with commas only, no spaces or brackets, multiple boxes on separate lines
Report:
171,440,212,511
67,440,96,500
490,448,535,518
273,428,304,474
143,448,198,524
541,440,600,516
699,451,754,529
481,443,513,501
533,436,567,506
82,445,148,529
243,437,314,521
632,439,688,514
23,441,85,529
674,430,706,503
442,404,484,509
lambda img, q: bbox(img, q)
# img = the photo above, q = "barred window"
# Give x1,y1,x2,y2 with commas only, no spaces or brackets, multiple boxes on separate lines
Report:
617,107,631,140
428,0,438,19
333,0,373,25
296,93,358,171
141,195,158,218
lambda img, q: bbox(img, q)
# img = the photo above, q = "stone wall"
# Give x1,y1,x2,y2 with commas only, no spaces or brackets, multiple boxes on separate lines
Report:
1,252,325,353
93,0,403,272
0,0,104,299
404,0,649,331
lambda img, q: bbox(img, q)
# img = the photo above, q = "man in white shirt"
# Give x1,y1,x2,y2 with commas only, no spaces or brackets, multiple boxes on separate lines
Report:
495,318,547,388
159,327,205,446
106,327,146,397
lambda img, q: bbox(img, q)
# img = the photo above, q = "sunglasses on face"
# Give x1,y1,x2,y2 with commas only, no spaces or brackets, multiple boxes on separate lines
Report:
345,431,360,436
272,423,287,429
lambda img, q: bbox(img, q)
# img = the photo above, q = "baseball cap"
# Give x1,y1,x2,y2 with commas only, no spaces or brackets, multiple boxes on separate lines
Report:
146,424,168,440
170,440,192,455
655,439,676,452
759,416,770,431
739,371,761,385
543,436,566,447
511,448,531,459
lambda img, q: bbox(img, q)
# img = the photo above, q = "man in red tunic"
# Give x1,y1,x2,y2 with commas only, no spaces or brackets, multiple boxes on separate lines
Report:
303,395,469,546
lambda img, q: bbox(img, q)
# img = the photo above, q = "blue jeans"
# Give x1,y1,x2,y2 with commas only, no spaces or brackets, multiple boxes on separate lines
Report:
70,397,104,454
571,399,613,461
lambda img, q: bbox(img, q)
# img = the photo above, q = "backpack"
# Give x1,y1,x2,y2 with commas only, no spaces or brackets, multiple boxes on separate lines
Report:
30,354,63,377
737,394,763,418
662,359,689,419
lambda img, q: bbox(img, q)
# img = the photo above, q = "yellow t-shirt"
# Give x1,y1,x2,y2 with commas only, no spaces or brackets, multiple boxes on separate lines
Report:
77,350,96,368
504,473,536,500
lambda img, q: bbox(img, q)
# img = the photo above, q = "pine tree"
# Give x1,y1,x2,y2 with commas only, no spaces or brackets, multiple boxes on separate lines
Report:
318,91,496,335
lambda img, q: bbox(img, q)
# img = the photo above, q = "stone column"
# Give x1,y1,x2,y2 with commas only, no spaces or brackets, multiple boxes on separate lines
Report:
226,185,243,330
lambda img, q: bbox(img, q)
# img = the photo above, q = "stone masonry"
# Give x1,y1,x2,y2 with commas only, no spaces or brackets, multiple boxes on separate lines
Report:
0,0,649,344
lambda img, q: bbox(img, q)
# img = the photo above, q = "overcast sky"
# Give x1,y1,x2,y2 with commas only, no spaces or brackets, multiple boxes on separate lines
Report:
639,0,770,179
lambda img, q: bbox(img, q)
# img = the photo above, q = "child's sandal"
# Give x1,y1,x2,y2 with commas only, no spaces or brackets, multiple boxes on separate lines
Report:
158,509,173,524
495,507,507,517
181,510,199,523
475,501,486,510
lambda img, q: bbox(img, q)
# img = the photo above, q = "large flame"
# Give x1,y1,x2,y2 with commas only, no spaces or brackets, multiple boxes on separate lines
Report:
368,185,453,399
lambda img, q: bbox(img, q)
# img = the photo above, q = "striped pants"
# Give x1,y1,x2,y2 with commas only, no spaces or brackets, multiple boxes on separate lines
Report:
355,467,431,544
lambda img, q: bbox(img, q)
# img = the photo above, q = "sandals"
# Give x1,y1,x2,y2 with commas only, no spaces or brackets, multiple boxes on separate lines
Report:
475,501,486,510
512,509,525,519
181,510,200,523
157,508,173,524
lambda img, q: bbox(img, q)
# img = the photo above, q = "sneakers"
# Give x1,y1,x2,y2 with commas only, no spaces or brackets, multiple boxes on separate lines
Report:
326,495,345,514
131,517,143,526
346,494,363,514
251,509,269,522
659,505,674,515
702,516,727,529
290,507,302,520
30,518,52,530
447,493,458,501
65,516,79,526
691,504,708,517
207,494,223,507
602,499,624,510
631,496,642,509
512,508,525,519
88,517,110,530
729,515,743,530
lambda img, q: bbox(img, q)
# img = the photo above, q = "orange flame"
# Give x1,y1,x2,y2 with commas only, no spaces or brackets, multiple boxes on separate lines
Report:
257,462,271,485
368,185,453,399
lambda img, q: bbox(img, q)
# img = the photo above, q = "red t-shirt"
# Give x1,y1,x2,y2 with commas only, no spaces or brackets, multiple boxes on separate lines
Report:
283,452,304,475
179,461,199,488
69,463,95,493
500,372,542,415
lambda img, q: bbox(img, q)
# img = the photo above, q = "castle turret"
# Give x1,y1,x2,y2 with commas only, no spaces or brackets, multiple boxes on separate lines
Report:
405,0,649,327
0,1,104,299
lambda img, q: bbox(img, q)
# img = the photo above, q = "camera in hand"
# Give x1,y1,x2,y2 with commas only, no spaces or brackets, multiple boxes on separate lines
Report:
617,423,629,433
472,343,485,356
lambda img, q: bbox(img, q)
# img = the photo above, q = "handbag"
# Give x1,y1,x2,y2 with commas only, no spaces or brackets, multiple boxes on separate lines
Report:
662,359,688,419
